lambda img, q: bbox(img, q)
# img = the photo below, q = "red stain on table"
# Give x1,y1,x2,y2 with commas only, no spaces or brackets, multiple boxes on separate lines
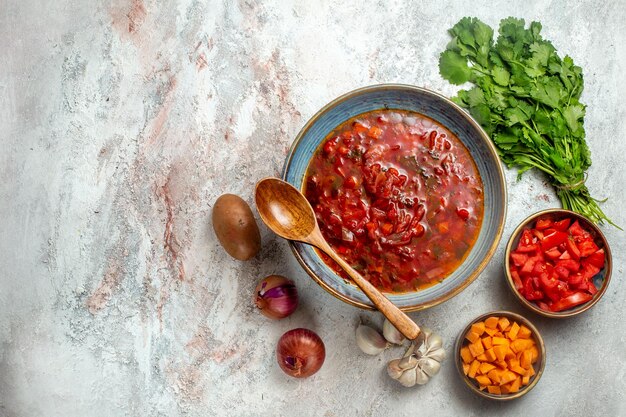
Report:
110,0,146,39
86,254,126,314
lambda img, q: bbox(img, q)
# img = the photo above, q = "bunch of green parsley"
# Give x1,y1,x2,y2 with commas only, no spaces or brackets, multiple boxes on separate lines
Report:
439,17,615,226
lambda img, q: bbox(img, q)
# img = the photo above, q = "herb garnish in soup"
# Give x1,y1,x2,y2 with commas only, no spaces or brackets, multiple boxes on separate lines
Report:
304,109,484,293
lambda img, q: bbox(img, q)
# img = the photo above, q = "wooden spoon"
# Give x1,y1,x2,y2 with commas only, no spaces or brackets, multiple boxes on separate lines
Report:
255,177,420,340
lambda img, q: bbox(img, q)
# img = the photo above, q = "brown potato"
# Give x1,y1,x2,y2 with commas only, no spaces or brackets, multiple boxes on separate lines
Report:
212,194,261,260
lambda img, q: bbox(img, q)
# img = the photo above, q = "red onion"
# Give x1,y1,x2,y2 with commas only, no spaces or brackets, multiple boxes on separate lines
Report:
254,275,298,319
276,328,325,378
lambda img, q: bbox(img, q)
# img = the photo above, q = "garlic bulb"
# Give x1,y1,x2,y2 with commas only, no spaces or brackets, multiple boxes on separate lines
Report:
386,329,446,387
356,324,388,355
382,318,405,345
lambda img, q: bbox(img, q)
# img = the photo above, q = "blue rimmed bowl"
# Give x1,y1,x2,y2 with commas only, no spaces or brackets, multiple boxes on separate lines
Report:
283,84,507,311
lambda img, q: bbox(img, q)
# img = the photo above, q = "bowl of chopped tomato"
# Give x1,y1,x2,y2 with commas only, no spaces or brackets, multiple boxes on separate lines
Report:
455,311,545,400
283,84,507,311
505,209,612,318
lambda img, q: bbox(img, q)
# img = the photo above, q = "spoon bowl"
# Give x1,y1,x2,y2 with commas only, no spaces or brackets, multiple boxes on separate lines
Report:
255,177,317,241
255,177,421,340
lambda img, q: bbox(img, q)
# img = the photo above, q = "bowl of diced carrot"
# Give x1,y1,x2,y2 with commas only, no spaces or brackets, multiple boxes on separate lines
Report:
455,311,545,400
505,209,612,318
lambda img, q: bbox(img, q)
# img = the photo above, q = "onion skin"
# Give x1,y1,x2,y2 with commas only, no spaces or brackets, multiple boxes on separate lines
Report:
254,275,298,319
276,328,325,378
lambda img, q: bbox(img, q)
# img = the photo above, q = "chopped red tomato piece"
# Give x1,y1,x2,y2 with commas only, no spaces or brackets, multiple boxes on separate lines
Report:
554,265,570,280
520,257,538,275
566,238,581,259
510,269,523,291
587,281,598,295
535,218,553,230
556,259,580,272
510,252,529,268
544,247,562,260
558,250,571,260
577,240,599,257
568,220,585,236
550,292,593,312
541,230,568,251
552,218,571,231
585,249,605,268
580,262,601,280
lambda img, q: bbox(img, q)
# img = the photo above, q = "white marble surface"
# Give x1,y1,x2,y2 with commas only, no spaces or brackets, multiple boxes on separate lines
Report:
1,1,625,416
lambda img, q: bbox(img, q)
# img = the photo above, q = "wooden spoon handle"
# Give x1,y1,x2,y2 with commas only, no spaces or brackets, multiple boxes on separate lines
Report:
315,237,421,340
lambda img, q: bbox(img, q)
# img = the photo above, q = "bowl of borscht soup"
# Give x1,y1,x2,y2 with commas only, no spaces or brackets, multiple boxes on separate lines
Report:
283,84,506,311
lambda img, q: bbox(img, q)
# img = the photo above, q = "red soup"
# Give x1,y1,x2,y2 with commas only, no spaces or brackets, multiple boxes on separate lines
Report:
304,109,484,293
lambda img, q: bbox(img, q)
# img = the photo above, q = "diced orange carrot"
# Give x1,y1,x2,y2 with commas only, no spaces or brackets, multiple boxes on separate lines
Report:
525,365,536,377
529,345,540,363
493,345,507,362
507,358,520,369
460,346,474,364
505,348,516,360
468,360,480,378
511,339,533,353
484,327,498,336
484,348,497,362
509,376,522,393
520,350,532,369
487,369,501,384
517,325,532,339
511,364,527,375
476,353,488,362
466,330,480,343
487,385,501,395
469,340,485,357
495,360,508,369
522,375,530,385
368,126,383,139
492,336,509,346
479,362,496,374
498,317,510,331
475,375,491,386
499,370,517,385
471,322,486,336
500,383,511,394
485,316,499,329
482,337,493,350
508,322,521,340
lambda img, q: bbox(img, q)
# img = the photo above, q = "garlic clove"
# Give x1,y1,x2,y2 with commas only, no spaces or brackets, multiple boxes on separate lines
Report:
426,333,443,352
427,346,446,362
355,324,388,355
419,357,441,376
414,367,430,385
397,368,417,387
398,354,418,370
382,318,405,345
387,359,404,379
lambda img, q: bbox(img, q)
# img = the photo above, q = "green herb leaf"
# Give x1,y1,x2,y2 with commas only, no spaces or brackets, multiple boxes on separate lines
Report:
439,50,472,85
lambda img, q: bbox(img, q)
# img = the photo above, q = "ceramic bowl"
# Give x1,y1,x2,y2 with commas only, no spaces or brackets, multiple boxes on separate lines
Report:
282,84,507,311
504,209,612,318
455,310,546,400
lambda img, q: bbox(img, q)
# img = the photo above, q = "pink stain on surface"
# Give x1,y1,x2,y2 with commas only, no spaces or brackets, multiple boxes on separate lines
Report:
145,75,177,147
158,178,185,283
127,0,146,33
155,174,186,329
86,257,125,314
110,0,147,40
